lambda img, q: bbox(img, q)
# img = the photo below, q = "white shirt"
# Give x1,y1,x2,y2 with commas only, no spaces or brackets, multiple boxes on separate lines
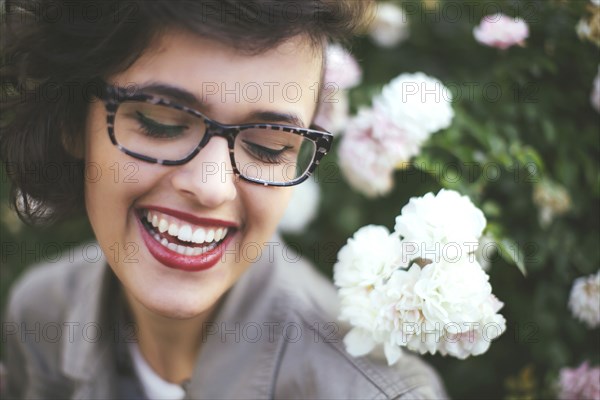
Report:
127,342,186,400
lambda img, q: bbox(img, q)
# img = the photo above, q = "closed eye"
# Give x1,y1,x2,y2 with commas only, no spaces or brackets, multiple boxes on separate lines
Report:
135,111,189,138
242,140,293,164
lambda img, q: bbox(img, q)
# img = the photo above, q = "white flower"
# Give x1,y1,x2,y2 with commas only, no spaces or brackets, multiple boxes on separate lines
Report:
568,270,600,328
343,327,378,357
338,73,454,198
313,88,350,134
323,43,362,90
341,257,506,364
338,109,396,197
334,225,402,289
394,189,487,262
278,177,320,234
591,65,600,113
339,282,401,360
373,72,455,138
369,106,429,163
379,264,424,332
339,287,380,331
441,311,506,359
413,258,492,326
336,189,506,363
473,13,529,49
369,2,410,48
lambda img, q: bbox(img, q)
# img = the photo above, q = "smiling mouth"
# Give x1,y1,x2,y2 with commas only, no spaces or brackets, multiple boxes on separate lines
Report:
138,209,233,257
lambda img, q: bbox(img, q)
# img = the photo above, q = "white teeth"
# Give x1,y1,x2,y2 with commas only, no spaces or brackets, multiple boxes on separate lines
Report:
178,225,193,242
158,219,169,233
206,229,215,242
168,223,179,237
192,228,206,244
143,210,231,255
152,230,222,256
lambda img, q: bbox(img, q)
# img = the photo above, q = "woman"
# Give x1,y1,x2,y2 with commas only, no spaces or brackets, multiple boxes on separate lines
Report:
1,0,447,398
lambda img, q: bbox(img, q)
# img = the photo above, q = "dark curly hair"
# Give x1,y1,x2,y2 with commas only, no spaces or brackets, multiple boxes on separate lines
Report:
0,0,372,225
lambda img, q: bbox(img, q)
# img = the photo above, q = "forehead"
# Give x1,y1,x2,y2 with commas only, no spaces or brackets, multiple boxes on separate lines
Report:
109,30,324,118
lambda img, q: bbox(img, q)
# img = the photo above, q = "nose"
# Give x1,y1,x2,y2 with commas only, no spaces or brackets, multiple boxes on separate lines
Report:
170,137,238,208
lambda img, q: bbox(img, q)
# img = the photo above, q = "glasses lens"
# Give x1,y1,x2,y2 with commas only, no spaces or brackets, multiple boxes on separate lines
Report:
114,101,205,161
233,127,316,184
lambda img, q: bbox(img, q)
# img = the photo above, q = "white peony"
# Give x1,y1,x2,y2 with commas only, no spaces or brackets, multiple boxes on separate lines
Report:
369,107,429,163
441,311,506,359
341,257,505,364
334,225,402,289
413,258,492,326
338,287,380,331
338,109,396,197
340,285,394,357
369,2,410,48
394,189,487,262
373,72,455,138
568,270,600,329
338,72,454,198
336,190,506,363
278,176,320,234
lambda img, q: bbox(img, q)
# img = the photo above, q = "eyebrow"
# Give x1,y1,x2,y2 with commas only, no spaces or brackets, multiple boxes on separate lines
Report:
246,111,305,128
134,82,306,127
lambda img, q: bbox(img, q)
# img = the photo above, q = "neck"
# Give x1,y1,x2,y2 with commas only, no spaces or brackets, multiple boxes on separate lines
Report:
124,289,216,384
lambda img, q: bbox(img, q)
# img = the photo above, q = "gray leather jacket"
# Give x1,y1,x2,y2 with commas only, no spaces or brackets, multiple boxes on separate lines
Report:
2,238,448,399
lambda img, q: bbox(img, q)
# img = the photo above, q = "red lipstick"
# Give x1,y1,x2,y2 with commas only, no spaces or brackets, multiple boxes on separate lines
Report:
136,207,238,272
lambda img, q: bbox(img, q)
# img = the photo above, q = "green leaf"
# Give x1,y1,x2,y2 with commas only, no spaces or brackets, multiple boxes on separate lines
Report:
498,238,527,277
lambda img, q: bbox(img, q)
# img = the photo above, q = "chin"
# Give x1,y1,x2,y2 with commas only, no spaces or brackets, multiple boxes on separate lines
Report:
137,290,217,320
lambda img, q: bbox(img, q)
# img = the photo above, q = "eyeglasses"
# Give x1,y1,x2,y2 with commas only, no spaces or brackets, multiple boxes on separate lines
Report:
94,79,333,186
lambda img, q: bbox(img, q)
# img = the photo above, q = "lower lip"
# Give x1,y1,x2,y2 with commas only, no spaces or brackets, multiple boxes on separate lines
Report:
136,215,236,272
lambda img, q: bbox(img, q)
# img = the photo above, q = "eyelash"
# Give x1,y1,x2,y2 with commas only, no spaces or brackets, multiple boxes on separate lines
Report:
136,112,188,138
242,140,292,164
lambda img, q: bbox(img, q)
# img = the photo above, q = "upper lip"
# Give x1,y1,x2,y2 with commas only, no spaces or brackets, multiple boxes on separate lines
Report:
138,205,239,228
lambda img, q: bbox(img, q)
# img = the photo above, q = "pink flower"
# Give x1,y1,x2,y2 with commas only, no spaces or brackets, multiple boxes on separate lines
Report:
323,43,362,90
338,109,396,197
313,44,361,133
313,87,350,134
473,13,529,49
558,361,600,400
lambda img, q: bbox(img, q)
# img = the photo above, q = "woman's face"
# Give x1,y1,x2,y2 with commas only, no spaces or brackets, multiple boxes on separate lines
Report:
84,30,322,318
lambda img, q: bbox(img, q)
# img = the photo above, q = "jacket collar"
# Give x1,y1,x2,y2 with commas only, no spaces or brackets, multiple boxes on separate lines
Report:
60,235,292,398
60,248,120,397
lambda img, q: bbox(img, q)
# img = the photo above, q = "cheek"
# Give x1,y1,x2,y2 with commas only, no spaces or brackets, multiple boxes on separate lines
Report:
242,186,293,230
82,103,154,240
